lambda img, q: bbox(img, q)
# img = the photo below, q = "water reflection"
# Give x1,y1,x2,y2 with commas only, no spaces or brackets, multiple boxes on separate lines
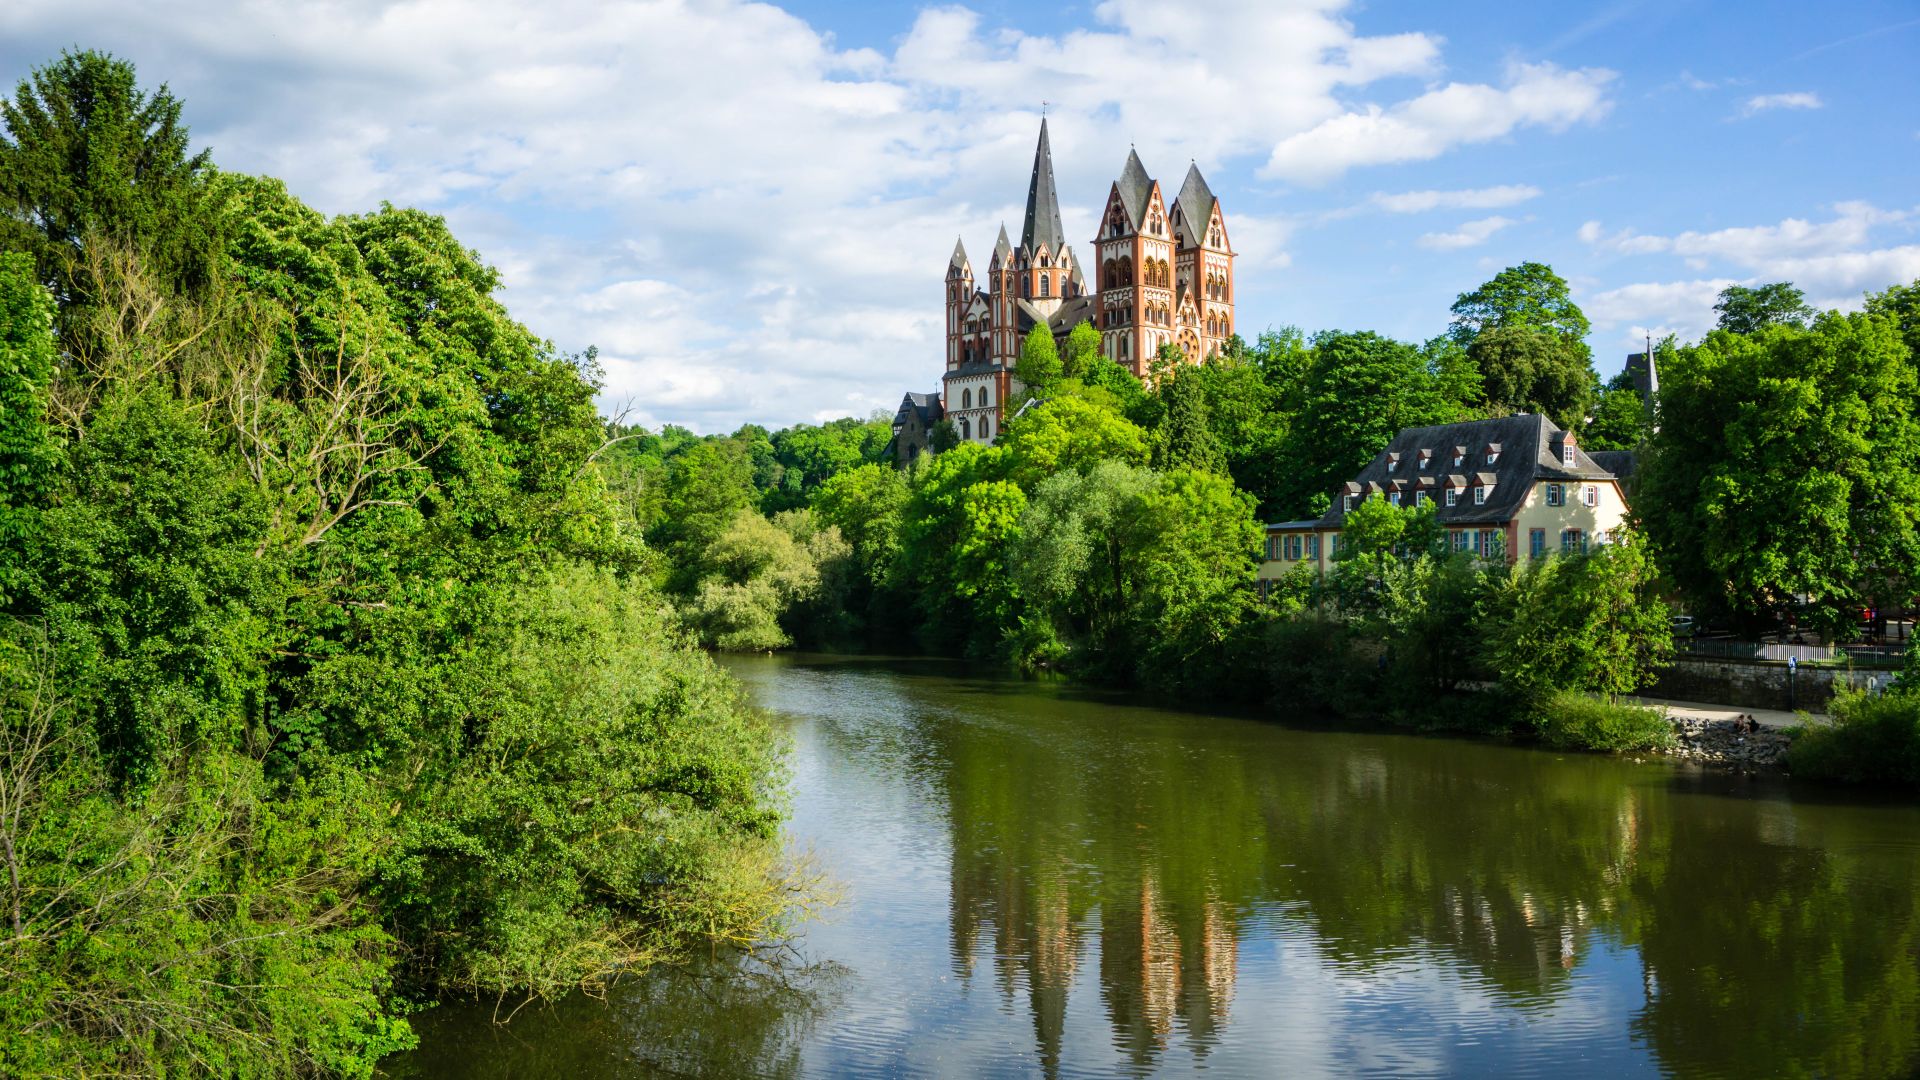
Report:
399,654,1920,1079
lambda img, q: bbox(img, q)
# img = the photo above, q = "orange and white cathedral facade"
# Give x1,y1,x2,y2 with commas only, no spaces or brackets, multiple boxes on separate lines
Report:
892,120,1236,461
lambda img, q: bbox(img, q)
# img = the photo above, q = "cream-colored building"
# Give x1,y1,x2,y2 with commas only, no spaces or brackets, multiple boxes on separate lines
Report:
1258,414,1632,585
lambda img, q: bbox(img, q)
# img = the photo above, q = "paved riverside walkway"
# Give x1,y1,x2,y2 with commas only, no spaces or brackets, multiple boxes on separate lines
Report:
1624,696,1821,730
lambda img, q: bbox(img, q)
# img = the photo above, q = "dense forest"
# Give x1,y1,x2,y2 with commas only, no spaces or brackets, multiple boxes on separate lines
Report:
4,45,1920,1079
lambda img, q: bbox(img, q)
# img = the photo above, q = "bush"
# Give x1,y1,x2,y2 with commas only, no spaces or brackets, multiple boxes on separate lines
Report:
1788,689,1920,787
1531,690,1674,752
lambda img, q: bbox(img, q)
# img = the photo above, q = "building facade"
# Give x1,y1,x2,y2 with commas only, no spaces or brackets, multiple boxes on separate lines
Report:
1257,414,1633,584
926,121,1236,451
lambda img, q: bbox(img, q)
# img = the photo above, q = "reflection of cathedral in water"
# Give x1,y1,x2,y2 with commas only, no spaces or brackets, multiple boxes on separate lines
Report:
950,853,1240,1074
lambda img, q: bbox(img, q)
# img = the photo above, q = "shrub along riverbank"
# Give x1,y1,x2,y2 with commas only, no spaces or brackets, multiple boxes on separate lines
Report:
0,53,798,1077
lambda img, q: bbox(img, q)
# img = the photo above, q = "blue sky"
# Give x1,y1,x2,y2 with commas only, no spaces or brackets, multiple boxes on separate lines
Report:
3,0,1917,432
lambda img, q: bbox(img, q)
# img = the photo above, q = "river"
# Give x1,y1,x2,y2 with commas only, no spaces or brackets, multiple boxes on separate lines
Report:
392,653,1920,1078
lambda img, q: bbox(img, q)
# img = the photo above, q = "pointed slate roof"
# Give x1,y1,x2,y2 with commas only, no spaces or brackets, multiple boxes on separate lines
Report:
1116,149,1153,229
993,224,1013,265
1173,163,1217,247
1021,119,1067,255
949,236,971,274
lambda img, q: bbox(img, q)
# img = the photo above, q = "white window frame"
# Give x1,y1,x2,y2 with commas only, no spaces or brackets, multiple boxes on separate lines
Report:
1474,485,1489,505
1583,485,1599,507
1562,444,1577,466
1389,492,1401,507
1445,489,1459,507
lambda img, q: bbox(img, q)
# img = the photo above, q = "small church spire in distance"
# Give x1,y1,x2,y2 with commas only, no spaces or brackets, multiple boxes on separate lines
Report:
949,236,969,271
1021,118,1067,255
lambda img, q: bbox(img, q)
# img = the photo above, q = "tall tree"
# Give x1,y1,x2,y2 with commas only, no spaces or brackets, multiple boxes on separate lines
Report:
1061,319,1101,379
1149,367,1226,475
1271,330,1473,518
1637,315,1920,636
1448,262,1592,345
1714,282,1814,335
0,50,219,301
1467,324,1595,429
1015,325,1061,396
0,252,56,603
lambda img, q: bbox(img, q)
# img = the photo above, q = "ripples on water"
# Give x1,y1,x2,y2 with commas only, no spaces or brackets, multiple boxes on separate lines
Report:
395,654,1920,1079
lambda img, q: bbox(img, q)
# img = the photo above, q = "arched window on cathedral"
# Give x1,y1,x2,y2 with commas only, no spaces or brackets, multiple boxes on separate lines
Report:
1039,273,1050,297
962,388,972,408
982,417,992,439
981,386,991,406
960,417,971,440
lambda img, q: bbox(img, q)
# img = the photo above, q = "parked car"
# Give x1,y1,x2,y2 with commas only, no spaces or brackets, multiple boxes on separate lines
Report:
1670,616,1697,639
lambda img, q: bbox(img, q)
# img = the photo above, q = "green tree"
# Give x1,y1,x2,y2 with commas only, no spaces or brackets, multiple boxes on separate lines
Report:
1448,261,1592,346
1714,282,1814,334
1062,319,1101,379
0,252,57,602
1015,325,1062,396
1467,324,1595,428
1271,330,1472,517
1637,315,1920,636
1149,367,1226,474
1864,279,1920,361
928,418,960,454
1478,530,1671,703
1583,372,1651,450
0,50,221,306
1000,395,1149,486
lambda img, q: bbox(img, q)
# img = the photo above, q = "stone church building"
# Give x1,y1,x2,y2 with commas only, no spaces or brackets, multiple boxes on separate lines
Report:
890,121,1236,463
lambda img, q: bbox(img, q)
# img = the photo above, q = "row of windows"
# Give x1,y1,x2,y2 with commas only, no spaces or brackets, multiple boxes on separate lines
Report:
1265,533,1324,561
1544,483,1600,508
1263,526,1614,565
1388,448,1494,472
958,386,992,409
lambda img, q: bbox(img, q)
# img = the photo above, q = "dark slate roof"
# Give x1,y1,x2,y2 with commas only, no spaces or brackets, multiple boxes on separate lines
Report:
1116,149,1153,228
893,391,943,427
1021,119,1068,255
1172,163,1216,248
949,237,970,273
1622,352,1658,400
944,361,1010,379
1046,296,1097,334
993,224,1012,265
1588,450,1637,481
1309,414,1623,528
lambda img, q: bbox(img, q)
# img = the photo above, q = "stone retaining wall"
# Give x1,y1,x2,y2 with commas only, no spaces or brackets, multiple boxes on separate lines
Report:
1648,656,1884,712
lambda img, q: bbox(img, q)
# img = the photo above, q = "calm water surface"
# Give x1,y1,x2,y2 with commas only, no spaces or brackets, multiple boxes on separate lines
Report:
393,654,1920,1078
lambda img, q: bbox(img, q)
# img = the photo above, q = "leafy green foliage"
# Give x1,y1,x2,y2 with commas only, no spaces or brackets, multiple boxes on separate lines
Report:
1531,691,1674,752
1478,531,1672,705
1015,325,1062,395
1270,330,1475,517
1582,371,1651,450
0,252,57,601
1715,282,1813,334
1788,688,1920,787
1466,325,1594,429
1448,261,1592,346
1637,315,1920,636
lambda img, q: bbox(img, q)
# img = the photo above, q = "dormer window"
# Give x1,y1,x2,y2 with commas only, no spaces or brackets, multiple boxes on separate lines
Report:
1486,443,1501,465
1562,441,1577,466
1343,494,1354,512
1445,489,1458,507
1387,452,1401,473
1415,491,1428,507
1389,492,1402,507
1474,483,1490,505
1418,450,1432,470
1453,447,1466,467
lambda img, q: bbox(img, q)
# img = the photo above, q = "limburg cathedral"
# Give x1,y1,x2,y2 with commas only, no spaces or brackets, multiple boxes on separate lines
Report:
890,120,1236,463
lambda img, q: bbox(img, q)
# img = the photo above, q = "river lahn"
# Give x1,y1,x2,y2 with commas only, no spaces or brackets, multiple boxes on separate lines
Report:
393,653,1920,1078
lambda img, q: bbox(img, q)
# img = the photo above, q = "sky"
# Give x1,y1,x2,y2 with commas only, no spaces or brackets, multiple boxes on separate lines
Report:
3,0,1917,434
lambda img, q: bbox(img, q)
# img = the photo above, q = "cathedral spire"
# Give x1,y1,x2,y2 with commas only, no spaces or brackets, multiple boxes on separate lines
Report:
949,236,971,274
1021,118,1066,255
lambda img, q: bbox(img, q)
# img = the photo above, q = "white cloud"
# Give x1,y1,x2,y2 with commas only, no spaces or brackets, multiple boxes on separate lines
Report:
1417,216,1514,250
1368,185,1542,214
1741,91,1823,115
1262,62,1615,184
1578,201,1920,346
